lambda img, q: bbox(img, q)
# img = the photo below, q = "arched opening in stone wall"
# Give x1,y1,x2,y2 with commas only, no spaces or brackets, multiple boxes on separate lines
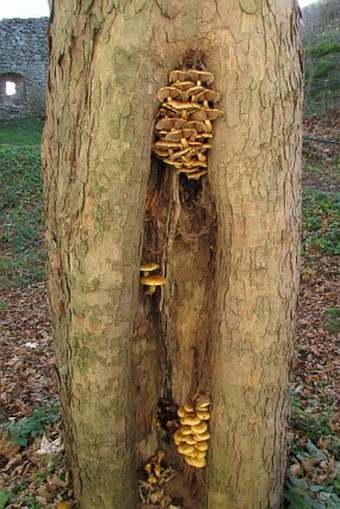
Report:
0,73,26,106
5,81,16,96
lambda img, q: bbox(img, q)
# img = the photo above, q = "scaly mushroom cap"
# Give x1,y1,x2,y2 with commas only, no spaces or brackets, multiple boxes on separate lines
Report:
155,118,187,131
187,69,214,85
157,86,182,102
183,120,208,133
185,85,206,99
140,262,160,273
165,128,197,142
191,108,223,121
196,89,220,103
169,69,188,82
172,80,196,91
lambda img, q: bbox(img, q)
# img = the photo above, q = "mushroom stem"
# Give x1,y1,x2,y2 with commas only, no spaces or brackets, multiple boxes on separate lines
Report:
145,285,156,295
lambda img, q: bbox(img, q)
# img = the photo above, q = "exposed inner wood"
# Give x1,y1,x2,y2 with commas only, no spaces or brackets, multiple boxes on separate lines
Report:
133,156,217,505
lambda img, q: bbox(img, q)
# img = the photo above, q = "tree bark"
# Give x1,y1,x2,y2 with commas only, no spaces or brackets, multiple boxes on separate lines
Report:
43,1,302,508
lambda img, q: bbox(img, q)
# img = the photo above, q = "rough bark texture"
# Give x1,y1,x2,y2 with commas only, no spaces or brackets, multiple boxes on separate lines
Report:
43,1,302,508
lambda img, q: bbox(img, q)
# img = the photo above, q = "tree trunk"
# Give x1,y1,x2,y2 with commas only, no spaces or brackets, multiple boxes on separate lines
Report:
43,1,302,508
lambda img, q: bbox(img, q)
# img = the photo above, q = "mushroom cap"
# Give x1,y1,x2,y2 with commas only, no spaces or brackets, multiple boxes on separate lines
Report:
183,120,208,133
164,129,184,142
185,455,207,468
196,89,220,103
165,128,197,142
186,170,208,180
195,440,209,451
187,170,208,180
157,86,182,102
155,118,187,131
187,70,214,84
140,275,166,287
153,149,169,158
195,395,211,409
172,80,196,91
180,425,193,435
182,434,196,445
169,69,188,82
183,160,208,168
191,421,208,435
169,147,192,160
191,450,207,460
154,140,182,149
147,474,157,484
163,159,183,168
174,429,184,445
183,402,195,413
165,100,202,111
193,430,211,441
196,410,211,421
191,108,223,121
185,85,206,98
180,414,202,426
178,442,195,455
177,406,186,418
156,450,165,462
140,262,160,272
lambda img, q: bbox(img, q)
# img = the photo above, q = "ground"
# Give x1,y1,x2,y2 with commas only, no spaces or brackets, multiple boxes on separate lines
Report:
0,113,339,508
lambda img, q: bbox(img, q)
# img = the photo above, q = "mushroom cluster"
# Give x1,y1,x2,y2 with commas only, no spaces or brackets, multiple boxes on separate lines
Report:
140,261,166,295
143,450,166,484
153,69,223,181
173,395,211,468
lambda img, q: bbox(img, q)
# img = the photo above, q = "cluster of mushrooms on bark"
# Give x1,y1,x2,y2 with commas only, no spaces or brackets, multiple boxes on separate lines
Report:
138,69,217,473
153,69,223,180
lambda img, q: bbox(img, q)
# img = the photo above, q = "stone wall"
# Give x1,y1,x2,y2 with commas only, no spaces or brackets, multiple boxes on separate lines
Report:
0,17,49,119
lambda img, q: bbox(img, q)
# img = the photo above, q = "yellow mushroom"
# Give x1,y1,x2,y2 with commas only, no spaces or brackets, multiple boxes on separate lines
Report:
140,261,160,277
177,406,186,418
195,440,209,451
178,442,195,455
180,414,201,426
191,421,208,435
140,274,166,295
194,430,211,441
183,402,195,413
196,410,211,421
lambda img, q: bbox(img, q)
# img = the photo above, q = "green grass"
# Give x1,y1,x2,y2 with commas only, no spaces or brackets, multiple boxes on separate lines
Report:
0,125,45,287
302,189,340,257
0,119,44,146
